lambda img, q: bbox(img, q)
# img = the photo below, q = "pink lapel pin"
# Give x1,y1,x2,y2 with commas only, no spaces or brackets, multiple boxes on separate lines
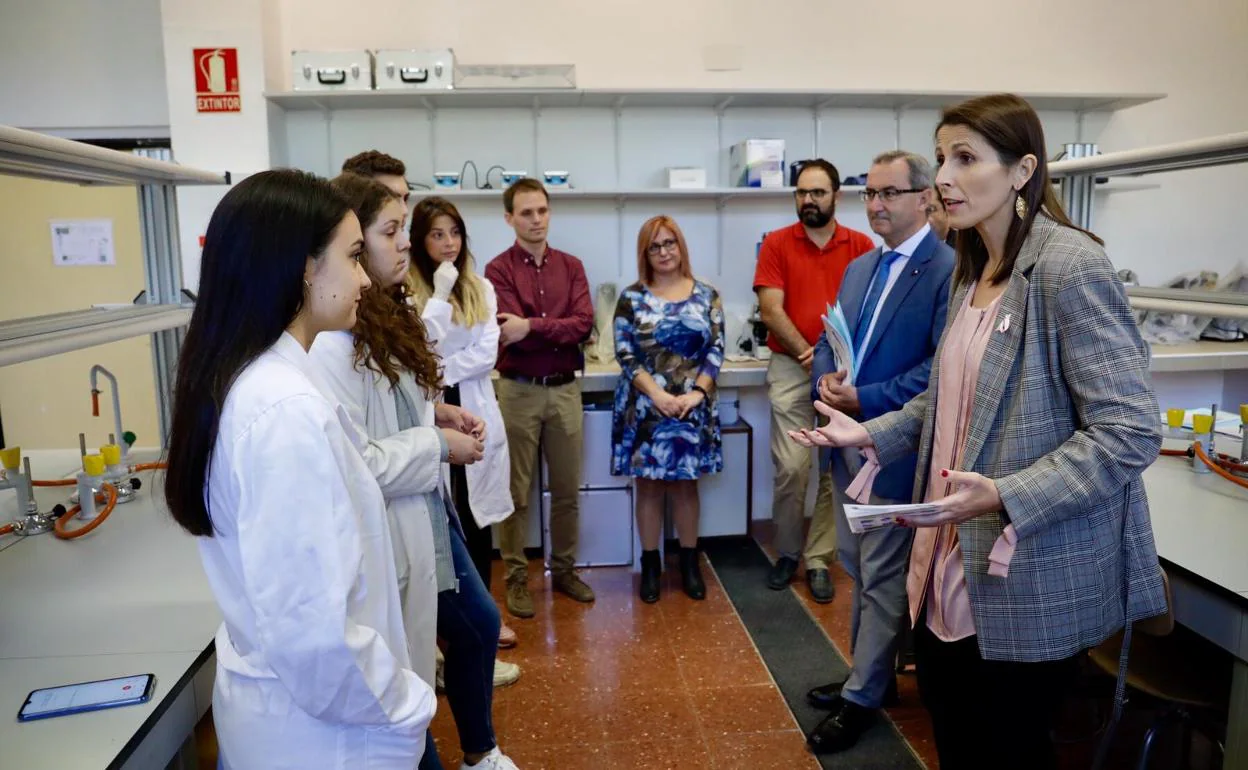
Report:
997,314,1011,333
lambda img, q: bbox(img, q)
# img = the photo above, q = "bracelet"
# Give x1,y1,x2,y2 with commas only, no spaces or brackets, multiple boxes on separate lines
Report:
691,384,709,398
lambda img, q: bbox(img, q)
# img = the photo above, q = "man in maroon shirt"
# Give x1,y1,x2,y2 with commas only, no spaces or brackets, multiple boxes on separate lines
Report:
485,178,596,619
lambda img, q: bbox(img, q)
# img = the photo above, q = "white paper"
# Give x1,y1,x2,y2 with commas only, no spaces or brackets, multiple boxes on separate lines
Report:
50,219,115,267
843,502,946,534
821,301,858,385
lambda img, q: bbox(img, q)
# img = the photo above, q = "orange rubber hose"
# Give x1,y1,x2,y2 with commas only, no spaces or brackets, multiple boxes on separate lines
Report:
54,483,117,539
0,523,13,536
1193,441,1248,490
32,478,77,487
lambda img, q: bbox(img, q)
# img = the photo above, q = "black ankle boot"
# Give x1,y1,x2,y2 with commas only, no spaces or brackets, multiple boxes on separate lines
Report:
639,549,661,603
680,547,706,600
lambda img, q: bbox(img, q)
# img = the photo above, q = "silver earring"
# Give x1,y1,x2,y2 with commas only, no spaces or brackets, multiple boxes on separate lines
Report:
303,279,312,289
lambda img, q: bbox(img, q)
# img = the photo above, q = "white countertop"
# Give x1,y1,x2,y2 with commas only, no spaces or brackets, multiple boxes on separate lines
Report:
0,449,219,768
1145,440,1248,599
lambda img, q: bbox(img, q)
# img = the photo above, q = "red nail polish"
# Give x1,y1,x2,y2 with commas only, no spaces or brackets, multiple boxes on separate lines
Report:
941,469,949,478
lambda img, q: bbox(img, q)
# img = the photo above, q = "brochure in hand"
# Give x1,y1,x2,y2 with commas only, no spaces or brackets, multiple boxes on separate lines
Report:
821,302,857,385
843,502,947,534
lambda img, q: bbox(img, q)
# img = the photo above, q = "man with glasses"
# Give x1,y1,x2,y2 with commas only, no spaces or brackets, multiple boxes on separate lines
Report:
752,158,874,601
802,150,954,755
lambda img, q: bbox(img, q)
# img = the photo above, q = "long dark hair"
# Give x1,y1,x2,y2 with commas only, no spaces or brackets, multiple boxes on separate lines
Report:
938,94,1103,287
407,196,488,328
164,169,350,536
330,173,442,395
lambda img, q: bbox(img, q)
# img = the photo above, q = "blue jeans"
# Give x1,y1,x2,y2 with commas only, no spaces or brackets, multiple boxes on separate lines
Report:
419,519,501,770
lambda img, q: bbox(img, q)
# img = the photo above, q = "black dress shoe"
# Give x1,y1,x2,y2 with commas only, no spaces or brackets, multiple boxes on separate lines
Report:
807,568,834,603
767,556,798,590
639,549,661,603
806,697,877,754
807,677,900,709
680,547,706,600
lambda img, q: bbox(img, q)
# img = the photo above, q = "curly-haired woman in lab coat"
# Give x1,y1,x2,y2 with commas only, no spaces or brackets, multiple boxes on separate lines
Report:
163,169,436,769
308,174,517,770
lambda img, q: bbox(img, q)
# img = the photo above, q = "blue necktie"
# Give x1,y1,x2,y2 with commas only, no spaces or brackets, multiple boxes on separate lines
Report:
853,251,902,355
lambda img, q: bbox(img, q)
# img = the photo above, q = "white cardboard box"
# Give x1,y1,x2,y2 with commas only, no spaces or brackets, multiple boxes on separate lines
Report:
729,139,786,188
667,167,707,189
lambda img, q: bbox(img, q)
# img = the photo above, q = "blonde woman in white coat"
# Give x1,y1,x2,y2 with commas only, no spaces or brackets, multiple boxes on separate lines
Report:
163,169,436,769
309,174,517,770
406,196,520,652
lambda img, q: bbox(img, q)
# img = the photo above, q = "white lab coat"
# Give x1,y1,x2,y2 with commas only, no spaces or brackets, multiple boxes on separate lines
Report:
420,278,514,527
306,329,445,692
199,332,435,770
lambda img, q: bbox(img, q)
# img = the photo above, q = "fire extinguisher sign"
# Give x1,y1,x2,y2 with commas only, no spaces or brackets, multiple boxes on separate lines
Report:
194,48,241,113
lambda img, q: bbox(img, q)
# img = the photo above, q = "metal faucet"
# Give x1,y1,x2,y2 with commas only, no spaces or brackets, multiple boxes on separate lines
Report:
89,365,126,459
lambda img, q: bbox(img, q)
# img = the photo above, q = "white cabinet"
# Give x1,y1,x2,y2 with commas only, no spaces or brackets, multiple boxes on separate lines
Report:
696,424,752,537
542,488,634,568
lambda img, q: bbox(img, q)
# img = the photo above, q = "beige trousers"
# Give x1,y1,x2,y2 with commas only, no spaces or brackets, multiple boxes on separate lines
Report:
494,377,583,583
766,353,838,569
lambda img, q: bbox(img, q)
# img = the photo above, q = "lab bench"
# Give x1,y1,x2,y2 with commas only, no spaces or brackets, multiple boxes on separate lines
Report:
0,449,219,770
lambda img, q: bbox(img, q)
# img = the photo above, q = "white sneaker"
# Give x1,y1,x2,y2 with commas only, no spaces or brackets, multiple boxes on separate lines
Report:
459,746,519,770
493,659,521,688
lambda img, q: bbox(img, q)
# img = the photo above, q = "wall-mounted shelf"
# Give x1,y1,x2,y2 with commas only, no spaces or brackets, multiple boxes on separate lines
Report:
265,88,1165,113
0,125,227,187
1051,131,1248,179
0,305,193,368
1147,340,1248,373
411,179,1157,202
0,124,227,443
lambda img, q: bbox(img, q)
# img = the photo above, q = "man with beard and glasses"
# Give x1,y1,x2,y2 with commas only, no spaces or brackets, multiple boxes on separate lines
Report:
752,158,874,601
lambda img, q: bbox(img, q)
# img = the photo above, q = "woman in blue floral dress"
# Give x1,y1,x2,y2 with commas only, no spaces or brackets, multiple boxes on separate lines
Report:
612,215,725,603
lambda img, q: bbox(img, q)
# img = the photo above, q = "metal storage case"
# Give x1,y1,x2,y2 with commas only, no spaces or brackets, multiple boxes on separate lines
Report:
373,48,454,90
291,50,374,92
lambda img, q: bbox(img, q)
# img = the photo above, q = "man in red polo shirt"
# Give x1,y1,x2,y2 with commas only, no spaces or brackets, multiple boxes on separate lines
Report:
753,158,874,601
485,178,596,620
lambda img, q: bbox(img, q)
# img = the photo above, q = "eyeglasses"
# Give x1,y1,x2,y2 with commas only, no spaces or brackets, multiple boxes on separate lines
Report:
794,188,831,201
646,238,680,256
859,187,926,203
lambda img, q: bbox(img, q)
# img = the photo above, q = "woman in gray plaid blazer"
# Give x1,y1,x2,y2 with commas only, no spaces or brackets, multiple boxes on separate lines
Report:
792,94,1167,769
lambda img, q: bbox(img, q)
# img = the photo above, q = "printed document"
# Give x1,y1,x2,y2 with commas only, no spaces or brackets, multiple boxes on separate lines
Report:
843,502,946,534
821,302,857,385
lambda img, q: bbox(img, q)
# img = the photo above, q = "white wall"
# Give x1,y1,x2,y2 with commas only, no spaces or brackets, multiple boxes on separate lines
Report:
0,0,170,136
262,0,1248,288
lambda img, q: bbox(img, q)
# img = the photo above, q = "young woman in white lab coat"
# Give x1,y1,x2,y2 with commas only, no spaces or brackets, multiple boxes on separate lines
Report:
163,169,436,770
405,197,517,647
308,174,517,770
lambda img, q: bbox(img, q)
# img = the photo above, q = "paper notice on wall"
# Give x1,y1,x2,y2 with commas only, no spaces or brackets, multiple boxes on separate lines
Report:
50,219,115,267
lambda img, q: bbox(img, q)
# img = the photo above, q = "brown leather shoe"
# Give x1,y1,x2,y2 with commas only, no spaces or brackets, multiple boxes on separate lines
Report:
505,581,534,618
552,571,595,603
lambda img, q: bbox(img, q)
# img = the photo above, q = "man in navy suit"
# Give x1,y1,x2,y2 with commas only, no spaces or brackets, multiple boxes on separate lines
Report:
803,150,954,754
